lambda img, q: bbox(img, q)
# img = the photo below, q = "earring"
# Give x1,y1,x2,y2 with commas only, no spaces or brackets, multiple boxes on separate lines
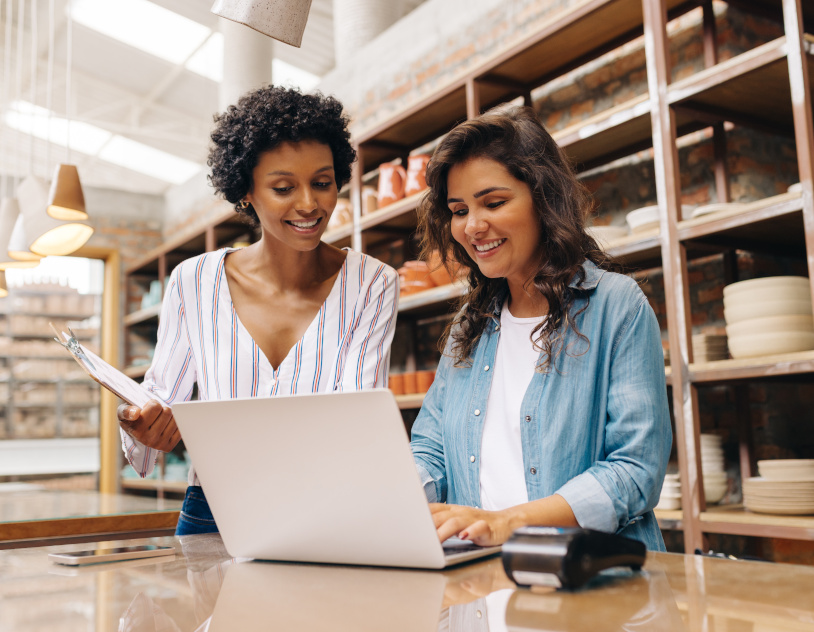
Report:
237,199,249,210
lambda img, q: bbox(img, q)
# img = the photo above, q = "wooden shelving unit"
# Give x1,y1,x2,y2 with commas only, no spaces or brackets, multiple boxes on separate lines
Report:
116,0,814,551
342,0,814,556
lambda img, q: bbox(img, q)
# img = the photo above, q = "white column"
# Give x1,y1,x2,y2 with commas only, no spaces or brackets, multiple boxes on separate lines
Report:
219,18,274,111
332,0,402,68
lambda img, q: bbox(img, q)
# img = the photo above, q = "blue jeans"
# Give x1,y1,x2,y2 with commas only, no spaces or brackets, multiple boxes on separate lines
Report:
176,486,219,535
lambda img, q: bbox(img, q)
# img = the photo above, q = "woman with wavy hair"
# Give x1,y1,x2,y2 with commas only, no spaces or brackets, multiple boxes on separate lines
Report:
117,86,399,535
411,105,671,550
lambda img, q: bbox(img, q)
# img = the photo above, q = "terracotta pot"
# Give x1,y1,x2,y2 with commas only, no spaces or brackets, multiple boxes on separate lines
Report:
427,250,467,286
398,260,434,285
377,163,407,208
404,154,431,197
389,373,405,396
402,371,418,395
416,370,435,393
327,199,353,230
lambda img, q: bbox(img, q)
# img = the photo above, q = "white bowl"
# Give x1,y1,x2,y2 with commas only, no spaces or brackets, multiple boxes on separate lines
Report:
728,331,814,358
723,287,811,310
691,201,748,219
723,276,810,298
656,495,681,510
726,314,814,338
704,483,727,503
724,299,813,325
758,459,814,481
788,182,803,194
586,225,629,249
625,205,692,233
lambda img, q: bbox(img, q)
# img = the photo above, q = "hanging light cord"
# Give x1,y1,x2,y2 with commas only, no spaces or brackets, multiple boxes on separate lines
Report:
1,0,13,199
28,0,38,176
14,0,24,185
65,0,72,163
45,0,55,172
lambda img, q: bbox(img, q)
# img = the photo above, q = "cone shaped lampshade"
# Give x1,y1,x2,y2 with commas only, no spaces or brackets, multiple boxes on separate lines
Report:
47,164,87,220
16,175,94,257
0,271,7,298
210,0,312,47
0,198,40,269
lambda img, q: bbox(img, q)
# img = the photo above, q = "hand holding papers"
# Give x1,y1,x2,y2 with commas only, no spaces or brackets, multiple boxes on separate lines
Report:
51,324,166,408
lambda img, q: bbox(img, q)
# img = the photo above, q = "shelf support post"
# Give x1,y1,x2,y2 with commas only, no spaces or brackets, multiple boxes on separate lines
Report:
466,78,481,120
782,0,814,304
643,0,705,553
351,143,364,252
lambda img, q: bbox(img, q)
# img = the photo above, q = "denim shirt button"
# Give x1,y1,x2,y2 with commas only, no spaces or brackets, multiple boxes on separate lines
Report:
474,409,481,416
470,455,476,463
495,324,500,331
530,467,537,475
525,415,531,422
484,365,490,371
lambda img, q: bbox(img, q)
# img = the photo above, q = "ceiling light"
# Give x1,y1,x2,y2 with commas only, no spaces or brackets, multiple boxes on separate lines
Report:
16,175,94,257
47,164,87,220
210,0,313,48
0,198,40,269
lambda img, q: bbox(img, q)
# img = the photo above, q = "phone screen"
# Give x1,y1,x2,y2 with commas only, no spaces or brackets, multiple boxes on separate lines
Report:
68,545,170,557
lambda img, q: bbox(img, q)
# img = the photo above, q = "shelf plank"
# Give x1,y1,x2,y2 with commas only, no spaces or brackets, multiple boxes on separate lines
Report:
654,508,683,531
689,350,814,383
121,478,188,494
359,192,423,232
700,504,814,540
395,393,425,409
321,224,353,245
398,282,468,314
555,93,653,168
123,304,161,327
605,229,662,267
124,365,149,379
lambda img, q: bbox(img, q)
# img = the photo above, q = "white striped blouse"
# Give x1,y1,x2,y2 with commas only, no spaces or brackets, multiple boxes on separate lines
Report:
121,247,399,484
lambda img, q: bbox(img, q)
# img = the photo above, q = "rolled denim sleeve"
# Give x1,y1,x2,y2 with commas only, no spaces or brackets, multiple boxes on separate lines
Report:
556,294,671,533
410,353,452,504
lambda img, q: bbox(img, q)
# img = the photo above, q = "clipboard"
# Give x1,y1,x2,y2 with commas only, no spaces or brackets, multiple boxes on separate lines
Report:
51,324,166,408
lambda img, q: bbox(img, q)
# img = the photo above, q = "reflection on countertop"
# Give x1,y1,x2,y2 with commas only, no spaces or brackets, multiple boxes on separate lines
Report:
1,533,813,631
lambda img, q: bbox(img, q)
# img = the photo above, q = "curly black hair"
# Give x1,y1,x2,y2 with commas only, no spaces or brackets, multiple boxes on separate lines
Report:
208,85,356,225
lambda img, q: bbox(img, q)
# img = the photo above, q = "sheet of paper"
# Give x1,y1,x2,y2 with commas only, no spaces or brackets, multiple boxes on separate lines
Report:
56,330,165,408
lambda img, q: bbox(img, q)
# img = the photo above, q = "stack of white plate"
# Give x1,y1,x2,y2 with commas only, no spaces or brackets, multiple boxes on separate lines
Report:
723,277,814,359
692,334,728,362
691,201,748,219
586,225,628,249
701,434,727,503
625,205,693,233
744,460,814,514
657,472,681,510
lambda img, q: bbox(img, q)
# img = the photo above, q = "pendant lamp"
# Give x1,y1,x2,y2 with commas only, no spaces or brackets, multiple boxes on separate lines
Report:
210,0,313,47
47,164,87,220
0,271,8,298
16,175,93,256
0,198,40,269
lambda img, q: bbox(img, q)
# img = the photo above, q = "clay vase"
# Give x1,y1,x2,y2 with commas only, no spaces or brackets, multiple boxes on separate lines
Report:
361,186,378,216
377,163,407,208
398,260,435,296
416,370,435,393
402,371,418,395
389,373,405,396
404,154,431,197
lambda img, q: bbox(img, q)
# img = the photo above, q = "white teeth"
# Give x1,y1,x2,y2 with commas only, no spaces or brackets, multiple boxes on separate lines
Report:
474,239,505,252
289,219,319,228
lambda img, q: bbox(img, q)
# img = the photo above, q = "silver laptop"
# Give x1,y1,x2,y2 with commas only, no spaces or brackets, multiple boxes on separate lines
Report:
172,389,500,569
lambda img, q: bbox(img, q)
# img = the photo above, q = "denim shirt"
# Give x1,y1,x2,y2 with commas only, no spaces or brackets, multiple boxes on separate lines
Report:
410,260,671,551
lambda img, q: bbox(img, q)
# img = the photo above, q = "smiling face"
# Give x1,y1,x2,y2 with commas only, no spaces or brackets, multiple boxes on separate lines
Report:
245,140,338,250
447,156,542,289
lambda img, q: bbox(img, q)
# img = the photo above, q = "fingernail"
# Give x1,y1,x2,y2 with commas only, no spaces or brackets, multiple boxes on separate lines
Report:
460,531,468,540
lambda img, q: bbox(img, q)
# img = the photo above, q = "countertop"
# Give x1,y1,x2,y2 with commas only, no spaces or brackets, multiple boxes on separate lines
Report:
1,534,813,631
0,488,182,547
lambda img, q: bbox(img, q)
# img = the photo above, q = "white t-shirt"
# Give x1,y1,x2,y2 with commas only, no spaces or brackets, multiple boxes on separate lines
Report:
479,300,543,511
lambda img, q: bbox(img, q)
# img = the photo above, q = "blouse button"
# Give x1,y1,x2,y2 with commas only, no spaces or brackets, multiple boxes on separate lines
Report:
484,365,490,371
470,455,476,463
474,409,481,416
495,324,500,331
530,467,537,475
525,415,531,422
476,610,483,619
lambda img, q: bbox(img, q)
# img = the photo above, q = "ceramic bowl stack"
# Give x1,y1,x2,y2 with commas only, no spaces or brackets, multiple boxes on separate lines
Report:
691,201,748,219
657,472,681,510
692,334,728,362
625,205,693,234
743,460,814,514
723,276,814,359
701,434,727,503
586,225,628,249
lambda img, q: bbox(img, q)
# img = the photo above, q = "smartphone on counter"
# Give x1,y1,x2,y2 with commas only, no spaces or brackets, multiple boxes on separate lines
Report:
49,545,175,566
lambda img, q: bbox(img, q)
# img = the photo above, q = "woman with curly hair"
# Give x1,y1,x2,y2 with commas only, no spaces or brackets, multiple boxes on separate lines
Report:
410,105,671,550
117,86,399,535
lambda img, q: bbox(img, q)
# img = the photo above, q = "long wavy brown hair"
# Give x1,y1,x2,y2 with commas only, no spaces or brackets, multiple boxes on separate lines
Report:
418,105,618,371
